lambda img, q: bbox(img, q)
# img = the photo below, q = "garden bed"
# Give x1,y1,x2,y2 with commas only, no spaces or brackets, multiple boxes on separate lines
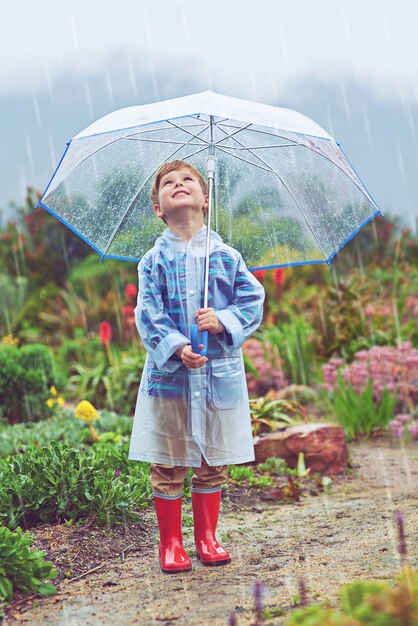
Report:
3,435,417,625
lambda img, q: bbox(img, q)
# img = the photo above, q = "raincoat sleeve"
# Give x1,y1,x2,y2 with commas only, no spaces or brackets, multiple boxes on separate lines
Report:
215,252,265,353
134,256,190,373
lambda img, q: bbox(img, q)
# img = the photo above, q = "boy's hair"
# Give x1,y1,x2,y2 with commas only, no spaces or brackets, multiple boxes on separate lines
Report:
150,160,208,225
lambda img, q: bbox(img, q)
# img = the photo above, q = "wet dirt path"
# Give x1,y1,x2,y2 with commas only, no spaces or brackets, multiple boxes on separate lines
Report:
3,439,418,626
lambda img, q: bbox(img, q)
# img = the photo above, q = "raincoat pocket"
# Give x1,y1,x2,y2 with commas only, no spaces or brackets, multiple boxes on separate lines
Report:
146,368,188,400
210,357,242,410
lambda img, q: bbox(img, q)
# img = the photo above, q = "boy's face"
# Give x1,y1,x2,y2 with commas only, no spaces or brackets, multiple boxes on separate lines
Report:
153,167,208,223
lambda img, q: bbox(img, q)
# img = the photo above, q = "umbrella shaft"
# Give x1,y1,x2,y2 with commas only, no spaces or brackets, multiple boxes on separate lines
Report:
203,171,214,309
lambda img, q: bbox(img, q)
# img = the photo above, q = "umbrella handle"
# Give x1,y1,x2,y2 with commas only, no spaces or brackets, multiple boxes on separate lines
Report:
191,324,208,356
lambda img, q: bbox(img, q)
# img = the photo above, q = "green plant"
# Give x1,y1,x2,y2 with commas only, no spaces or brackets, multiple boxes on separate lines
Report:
53,329,103,378
285,568,418,625
69,346,146,412
0,344,64,424
0,526,57,601
228,465,256,484
257,456,295,476
326,372,398,440
256,316,317,386
0,274,28,336
249,396,306,436
0,441,149,529
0,409,135,458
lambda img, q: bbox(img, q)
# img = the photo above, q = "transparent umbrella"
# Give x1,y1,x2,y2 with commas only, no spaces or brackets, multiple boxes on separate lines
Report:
36,89,383,353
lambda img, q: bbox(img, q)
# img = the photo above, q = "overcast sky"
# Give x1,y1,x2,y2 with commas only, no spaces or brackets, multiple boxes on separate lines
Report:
1,0,418,228
3,0,418,100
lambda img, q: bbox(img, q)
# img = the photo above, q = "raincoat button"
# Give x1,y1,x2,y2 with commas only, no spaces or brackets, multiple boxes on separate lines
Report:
194,391,200,398
189,289,195,295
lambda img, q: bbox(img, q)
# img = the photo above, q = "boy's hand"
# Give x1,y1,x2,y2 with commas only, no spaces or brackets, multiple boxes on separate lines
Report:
195,308,225,334
178,344,208,369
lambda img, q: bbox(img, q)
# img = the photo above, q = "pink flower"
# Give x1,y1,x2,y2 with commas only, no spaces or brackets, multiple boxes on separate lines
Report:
99,321,112,345
408,422,418,438
396,414,412,424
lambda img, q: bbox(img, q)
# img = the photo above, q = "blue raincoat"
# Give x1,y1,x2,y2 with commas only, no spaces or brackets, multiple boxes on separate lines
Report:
128,224,265,466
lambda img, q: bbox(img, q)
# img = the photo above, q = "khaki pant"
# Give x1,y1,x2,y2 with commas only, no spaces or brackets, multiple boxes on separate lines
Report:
150,457,228,497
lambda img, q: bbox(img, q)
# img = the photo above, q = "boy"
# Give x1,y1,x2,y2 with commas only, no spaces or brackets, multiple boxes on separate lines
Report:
128,159,265,573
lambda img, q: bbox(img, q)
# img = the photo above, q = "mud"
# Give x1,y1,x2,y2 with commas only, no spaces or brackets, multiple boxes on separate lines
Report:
3,438,418,626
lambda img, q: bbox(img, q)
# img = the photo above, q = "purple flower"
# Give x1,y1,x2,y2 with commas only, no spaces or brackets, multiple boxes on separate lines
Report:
228,613,237,626
395,510,407,560
114,468,121,477
253,582,265,625
298,578,308,607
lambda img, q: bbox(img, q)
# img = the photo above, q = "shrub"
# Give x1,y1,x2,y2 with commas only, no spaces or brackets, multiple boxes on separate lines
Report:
0,526,57,601
0,441,149,530
0,344,64,424
0,408,134,459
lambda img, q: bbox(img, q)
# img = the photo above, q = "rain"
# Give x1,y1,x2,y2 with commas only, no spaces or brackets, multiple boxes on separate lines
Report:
0,1,417,624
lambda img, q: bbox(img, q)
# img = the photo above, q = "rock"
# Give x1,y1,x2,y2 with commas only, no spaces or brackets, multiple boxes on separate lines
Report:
252,424,348,475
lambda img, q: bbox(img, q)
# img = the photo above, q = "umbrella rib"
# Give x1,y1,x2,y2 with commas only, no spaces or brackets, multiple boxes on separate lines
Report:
124,121,209,137
215,145,275,174
215,124,279,173
216,135,329,261
166,120,211,145
100,143,209,260
125,138,208,146
214,122,253,146
215,143,297,150
216,122,300,145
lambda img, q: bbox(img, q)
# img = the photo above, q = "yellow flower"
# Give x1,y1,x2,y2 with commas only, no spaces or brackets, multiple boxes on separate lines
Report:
56,397,65,407
49,386,58,396
46,398,55,408
75,400,100,424
2,335,19,346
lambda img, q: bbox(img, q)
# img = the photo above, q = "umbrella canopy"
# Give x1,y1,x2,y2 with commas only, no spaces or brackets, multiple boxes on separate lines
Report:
37,90,382,269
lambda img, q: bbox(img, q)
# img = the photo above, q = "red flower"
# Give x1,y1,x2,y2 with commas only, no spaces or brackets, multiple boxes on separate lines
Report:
99,321,112,345
122,305,134,317
273,268,285,286
252,269,266,283
125,283,138,300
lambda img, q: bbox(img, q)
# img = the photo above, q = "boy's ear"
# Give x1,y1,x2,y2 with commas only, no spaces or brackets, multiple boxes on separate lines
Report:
202,194,209,216
153,203,164,219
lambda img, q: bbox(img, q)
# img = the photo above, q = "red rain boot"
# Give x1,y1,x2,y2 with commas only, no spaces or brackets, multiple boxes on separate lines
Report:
154,495,192,574
191,490,231,566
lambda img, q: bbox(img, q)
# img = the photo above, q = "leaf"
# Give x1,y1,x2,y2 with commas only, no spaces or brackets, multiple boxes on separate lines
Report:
36,582,57,596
